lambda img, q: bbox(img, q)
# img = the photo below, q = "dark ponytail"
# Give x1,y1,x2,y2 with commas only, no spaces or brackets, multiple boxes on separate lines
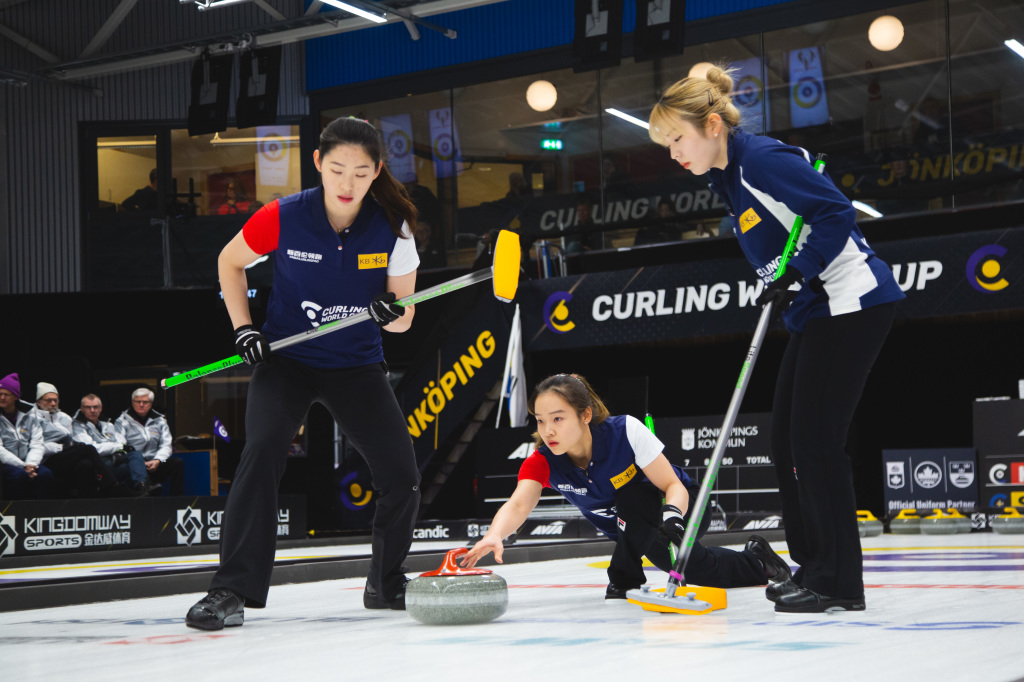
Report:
318,116,418,238
527,373,610,448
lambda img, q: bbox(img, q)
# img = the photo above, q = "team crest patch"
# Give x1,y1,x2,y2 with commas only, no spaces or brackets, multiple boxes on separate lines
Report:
358,253,388,269
610,464,637,489
739,208,761,233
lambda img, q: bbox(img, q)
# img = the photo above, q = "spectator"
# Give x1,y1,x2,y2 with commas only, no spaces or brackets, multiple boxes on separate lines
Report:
217,180,250,215
635,200,683,246
0,373,52,499
413,222,446,270
565,197,601,254
117,388,184,495
29,381,117,498
73,393,148,497
122,168,159,212
404,180,446,268
506,172,534,200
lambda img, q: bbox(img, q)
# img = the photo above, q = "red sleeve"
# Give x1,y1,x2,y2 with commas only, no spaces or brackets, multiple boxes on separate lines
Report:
241,201,280,255
518,451,550,488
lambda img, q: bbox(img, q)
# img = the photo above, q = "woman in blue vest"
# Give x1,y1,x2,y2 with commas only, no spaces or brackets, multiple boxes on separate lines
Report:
461,374,790,598
186,117,422,630
648,67,905,613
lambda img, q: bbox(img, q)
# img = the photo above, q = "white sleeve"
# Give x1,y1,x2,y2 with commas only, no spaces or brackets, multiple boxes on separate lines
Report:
387,222,420,276
624,415,665,468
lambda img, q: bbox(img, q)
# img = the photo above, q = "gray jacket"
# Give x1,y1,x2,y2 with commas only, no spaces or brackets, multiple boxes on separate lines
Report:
117,409,173,462
72,411,126,457
0,403,44,467
28,402,75,456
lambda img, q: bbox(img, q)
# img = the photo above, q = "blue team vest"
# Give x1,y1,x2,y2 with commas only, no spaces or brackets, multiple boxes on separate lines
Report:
538,416,691,539
262,186,400,369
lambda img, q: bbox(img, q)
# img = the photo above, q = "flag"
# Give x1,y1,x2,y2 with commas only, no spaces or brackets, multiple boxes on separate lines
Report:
213,417,230,443
496,304,527,428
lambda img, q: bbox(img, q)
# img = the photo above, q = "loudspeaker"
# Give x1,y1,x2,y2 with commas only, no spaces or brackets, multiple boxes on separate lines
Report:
236,46,282,129
187,52,234,136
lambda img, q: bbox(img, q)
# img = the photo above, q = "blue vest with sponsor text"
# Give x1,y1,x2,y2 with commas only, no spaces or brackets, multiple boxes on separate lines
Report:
263,186,398,369
538,415,691,539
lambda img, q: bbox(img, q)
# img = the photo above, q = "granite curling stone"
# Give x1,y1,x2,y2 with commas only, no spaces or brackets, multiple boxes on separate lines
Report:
888,509,921,535
856,510,884,537
406,548,508,626
944,508,973,534
991,507,1024,535
921,509,958,535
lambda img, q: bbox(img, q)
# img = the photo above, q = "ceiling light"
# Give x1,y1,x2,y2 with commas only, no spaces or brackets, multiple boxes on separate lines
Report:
868,15,904,52
320,0,387,24
526,80,558,112
210,133,300,146
605,108,650,130
1005,39,1024,60
852,200,883,218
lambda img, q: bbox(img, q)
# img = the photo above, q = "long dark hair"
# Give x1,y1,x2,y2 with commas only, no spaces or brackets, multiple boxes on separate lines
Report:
527,374,610,448
318,116,418,238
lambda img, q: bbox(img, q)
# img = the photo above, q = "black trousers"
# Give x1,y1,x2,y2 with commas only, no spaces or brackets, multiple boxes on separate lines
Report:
148,456,185,495
45,443,117,498
771,303,895,599
609,481,767,589
210,357,420,608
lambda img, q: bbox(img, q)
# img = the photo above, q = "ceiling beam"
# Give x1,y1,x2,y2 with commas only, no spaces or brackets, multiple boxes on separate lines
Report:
80,0,139,59
0,22,60,63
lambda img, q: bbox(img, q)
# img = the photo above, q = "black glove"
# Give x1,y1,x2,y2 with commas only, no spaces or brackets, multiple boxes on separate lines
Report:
368,292,405,327
234,325,270,365
756,264,803,322
658,504,686,545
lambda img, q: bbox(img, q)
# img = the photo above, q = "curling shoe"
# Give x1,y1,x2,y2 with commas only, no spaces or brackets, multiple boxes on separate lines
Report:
363,578,410,610
605,583,640,600
765,580,801,603
745,534,798,602
185,589,244,630
774,587,865,613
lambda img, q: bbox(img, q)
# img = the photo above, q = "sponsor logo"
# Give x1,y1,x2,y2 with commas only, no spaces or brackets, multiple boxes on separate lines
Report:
340,471,373,510
989,493,1008,507
25,535,81,550
617,517,626,532
948,461,975,489
507,442,534,460
886,461,905,489
301,300,323,327
556,483,589,496
610,464,637,489
413,524,450,539
529,521,567,536
681,428,695,452
467,523,491,538
738,207,761,233
23,515,130,533
286,249,323,264
1013,462,1024,485
743,515,782,530
1014,491,1024,508
0,514,18,556
965,244,1008,292
913,461,942,489
542,292,575,334
358,253,388,269
175,506,203,546
989,463,1009,485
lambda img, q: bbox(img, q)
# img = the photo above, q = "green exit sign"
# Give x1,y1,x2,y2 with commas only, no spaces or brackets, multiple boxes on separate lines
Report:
541,138,563,150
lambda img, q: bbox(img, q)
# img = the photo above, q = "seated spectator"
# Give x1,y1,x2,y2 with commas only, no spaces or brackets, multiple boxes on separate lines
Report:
121,169,159,212
413,222,446,270
118,388,184,495
217,180,250,215
29,381,117,498
635,200,683,246
73,394,148,496
565,198,601,254
0,373,52,499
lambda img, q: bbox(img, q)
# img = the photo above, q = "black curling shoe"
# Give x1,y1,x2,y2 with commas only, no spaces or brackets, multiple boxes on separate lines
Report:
605,583,640,600
774,587,865,613
185,589,245,630
745,535,793,583
363,578,410,610
765,579,801,603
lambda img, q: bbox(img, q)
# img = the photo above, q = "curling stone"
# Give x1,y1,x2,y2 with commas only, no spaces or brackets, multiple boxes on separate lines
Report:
944,508,973,534
406,548,508,626
856,510,883,537
991,507,1024,535
888,509,921,535
921,509,958,535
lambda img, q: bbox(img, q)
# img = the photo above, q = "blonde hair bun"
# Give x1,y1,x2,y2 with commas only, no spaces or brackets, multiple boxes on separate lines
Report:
705,66,734,96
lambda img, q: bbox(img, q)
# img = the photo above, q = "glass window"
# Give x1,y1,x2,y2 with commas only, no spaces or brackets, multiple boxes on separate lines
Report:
97,135,158,213
763,1,948,221
169,125,301,218
949,0,1024,210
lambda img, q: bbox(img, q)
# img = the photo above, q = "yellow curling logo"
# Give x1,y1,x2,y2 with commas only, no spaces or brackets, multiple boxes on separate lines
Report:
610,464,637,489
358,253,388,269
739,208,761,233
